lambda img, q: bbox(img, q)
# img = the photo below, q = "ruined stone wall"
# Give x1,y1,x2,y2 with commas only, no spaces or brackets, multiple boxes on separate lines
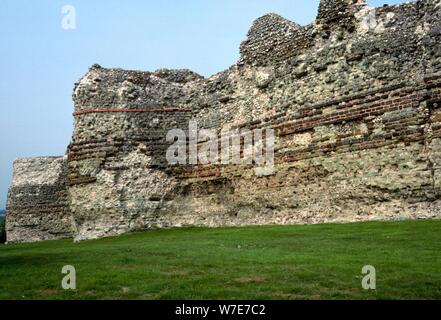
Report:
65,0,441,241
68,67,197,240
6,157,73,243
176,0,441,227
7,0,441,242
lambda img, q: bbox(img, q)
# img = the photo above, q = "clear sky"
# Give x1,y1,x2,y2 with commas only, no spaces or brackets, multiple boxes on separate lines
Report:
0,0,407,209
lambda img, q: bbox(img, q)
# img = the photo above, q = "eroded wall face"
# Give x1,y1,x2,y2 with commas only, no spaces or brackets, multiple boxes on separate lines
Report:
68,67,197,240
68,111,191,240
6,157,73,243
67,0,441,240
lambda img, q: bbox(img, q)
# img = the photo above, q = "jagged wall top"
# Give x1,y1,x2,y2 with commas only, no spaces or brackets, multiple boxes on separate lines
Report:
316,0,366,25
239,0,440,67
73,65,203,112
72,0,441,126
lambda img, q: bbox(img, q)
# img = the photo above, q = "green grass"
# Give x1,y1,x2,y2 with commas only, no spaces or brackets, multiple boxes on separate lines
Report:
0,220,440,300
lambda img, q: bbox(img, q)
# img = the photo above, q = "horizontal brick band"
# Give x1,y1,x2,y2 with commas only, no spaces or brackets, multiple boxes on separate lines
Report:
73,108,192,116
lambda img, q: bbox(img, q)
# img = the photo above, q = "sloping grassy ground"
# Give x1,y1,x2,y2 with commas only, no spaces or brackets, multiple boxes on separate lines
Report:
0,220,440,300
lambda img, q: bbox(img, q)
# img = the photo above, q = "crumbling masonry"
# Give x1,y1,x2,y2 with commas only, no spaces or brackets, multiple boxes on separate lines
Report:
6,0,441,242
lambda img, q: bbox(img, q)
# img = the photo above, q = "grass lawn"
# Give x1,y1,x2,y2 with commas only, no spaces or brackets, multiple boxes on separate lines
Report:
0,220,440,300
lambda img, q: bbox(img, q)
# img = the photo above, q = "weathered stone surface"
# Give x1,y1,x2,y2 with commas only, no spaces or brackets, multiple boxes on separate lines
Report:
6,0,441,242
6,157,73,243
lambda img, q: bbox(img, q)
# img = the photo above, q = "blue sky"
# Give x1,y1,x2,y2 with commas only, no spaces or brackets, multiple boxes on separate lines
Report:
0,0,407,209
